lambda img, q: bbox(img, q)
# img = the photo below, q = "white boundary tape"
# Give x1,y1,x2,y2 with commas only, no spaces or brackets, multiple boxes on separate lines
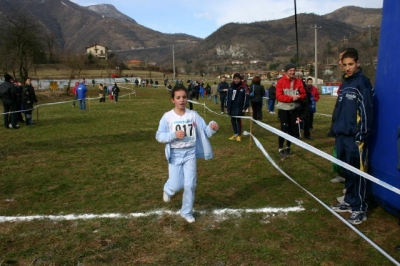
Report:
190,97,400,196
0,87,136,116
242,130,400,266
189,100,400,265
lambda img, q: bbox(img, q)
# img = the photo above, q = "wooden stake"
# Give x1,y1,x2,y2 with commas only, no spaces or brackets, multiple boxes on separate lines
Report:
249,115,253,150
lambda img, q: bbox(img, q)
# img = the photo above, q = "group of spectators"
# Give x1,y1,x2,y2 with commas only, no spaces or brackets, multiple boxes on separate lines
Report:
0,74,37,129
2,47,373,226
212,47,372,225
187,80,212,99
70,81,120,110
214,71,319,143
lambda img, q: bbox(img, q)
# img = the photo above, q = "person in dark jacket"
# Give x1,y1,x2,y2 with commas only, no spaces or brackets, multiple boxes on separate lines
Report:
22,77,38,125
249,76,265,121
186,80,194,110
330,49,374,225
0,73,19,129
218,76,229,114
225,73,249,142
267,83,276,114
112,83,120,103
14,79,25,123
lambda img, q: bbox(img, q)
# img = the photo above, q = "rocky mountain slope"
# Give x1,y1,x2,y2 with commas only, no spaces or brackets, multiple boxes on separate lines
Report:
0,1,381,67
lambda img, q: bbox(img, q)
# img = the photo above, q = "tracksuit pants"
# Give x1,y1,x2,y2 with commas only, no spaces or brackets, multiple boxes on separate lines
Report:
164,147,197,218
335,135,368,212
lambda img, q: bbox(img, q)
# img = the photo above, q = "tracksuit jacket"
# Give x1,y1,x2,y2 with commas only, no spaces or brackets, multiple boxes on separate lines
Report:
225,82,249,116
156,109,217,162
332,71,374,142
76,83,88,99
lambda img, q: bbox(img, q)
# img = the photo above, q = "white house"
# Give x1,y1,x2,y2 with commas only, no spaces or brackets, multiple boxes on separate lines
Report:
86,44,110,60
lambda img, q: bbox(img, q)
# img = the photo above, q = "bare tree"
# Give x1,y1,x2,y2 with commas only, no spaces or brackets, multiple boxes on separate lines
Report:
61,53,87,95
0,11,45,80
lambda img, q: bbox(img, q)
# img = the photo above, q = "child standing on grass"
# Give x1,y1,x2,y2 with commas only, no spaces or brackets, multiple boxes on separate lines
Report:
225,73,249,142
156,84,219,223
330,49,374,225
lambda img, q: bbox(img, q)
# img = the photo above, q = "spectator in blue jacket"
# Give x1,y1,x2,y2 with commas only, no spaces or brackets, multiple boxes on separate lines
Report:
76,82,88,110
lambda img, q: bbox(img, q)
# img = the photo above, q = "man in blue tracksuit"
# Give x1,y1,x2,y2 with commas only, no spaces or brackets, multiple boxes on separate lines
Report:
331,49,374,225
76,82,88,110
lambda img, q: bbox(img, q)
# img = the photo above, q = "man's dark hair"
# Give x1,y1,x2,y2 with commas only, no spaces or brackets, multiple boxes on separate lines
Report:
340,47,358,56
342,50,359,62
306,78,313,82
171,84,188,98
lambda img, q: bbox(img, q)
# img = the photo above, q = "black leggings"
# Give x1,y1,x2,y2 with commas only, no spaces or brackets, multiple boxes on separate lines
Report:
230,117,242,136
278,109,299,149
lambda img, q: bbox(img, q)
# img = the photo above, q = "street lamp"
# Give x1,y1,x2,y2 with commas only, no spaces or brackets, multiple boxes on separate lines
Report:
310,25,321,85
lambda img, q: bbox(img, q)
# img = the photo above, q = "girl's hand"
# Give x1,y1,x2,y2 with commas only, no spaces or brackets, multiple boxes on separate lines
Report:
210,122,219,131
175,130,186,139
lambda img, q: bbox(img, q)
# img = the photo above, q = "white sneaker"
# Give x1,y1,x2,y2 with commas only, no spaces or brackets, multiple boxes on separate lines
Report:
337,195,345,203
330,175,345,183
163,191,170,202
182,215,195,223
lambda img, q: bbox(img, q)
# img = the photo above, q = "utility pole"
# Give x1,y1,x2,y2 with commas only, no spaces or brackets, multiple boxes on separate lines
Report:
172,45,176,80
362,25,376,46
310,25,321,85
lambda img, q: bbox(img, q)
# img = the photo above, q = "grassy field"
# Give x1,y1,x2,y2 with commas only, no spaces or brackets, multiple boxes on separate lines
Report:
0,84,399,265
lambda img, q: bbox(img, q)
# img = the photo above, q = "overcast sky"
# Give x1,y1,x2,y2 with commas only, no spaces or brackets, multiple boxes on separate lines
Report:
70,0,383,39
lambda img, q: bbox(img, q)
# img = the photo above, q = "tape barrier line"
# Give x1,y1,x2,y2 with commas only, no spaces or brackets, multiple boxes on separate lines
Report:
188,99,399,196
0,90,137,116
188,100,228,117
189,99,399,197
230,116,400,196
243,130,400,266
189,99,400,264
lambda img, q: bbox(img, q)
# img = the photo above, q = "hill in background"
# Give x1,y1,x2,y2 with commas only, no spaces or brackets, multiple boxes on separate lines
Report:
0,1,381,78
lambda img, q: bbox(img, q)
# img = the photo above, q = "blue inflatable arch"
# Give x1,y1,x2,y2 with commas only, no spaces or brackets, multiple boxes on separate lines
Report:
369,0,400,217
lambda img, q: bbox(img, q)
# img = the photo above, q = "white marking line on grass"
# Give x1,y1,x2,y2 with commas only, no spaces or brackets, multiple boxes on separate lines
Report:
0,206,304,223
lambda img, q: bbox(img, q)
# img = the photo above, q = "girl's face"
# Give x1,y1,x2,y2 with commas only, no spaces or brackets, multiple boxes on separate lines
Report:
233,77,241,84
172,89,188,111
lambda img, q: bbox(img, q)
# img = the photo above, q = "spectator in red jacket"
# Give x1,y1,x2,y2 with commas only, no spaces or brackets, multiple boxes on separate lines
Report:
275,63,306,158
72,82,79,107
